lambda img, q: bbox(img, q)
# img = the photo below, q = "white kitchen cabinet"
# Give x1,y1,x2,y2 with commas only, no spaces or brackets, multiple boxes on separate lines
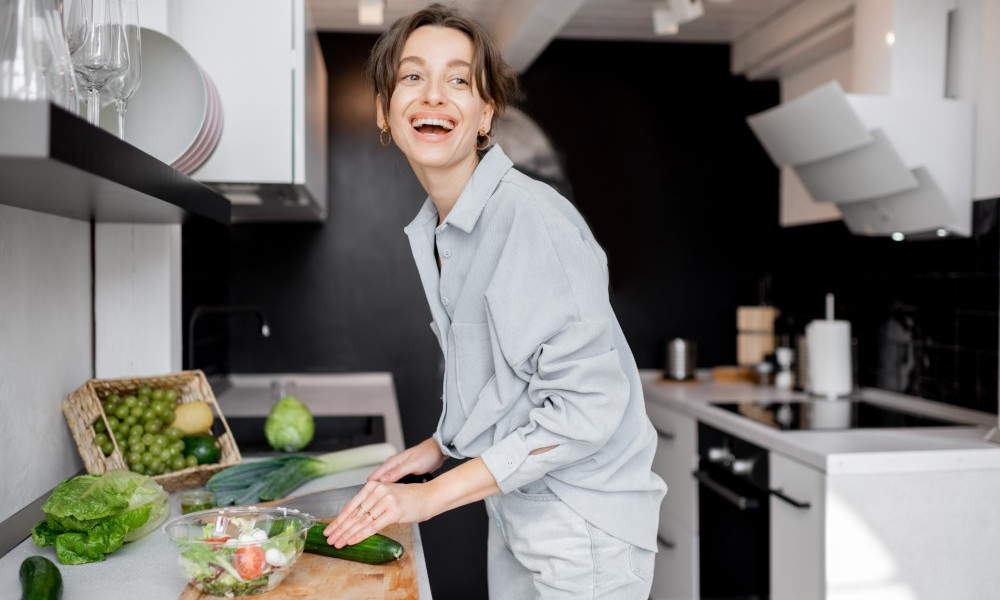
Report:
167,0,328,222
647,400,699,599
650,514,699,600
770,451,825,600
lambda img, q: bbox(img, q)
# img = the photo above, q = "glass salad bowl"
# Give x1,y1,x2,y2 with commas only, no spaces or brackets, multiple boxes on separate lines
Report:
162,506,315,596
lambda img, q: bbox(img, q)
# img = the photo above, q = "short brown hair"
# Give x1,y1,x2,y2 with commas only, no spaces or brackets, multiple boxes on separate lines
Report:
366,3,520,139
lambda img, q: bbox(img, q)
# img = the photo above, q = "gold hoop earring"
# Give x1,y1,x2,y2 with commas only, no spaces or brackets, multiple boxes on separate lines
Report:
476,129,491,151
379,125,392,147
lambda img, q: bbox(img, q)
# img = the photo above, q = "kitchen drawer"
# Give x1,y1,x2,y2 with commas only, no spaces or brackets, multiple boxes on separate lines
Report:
650,513,699,600
770,452,825,600
649,403,698,533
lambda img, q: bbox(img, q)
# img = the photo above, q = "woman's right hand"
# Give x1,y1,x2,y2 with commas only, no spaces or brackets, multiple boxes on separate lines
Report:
367,437,446,483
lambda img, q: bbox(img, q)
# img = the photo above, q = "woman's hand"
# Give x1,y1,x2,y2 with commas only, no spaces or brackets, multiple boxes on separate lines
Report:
366,437,446,483
322,480,436,548
322,456,501,548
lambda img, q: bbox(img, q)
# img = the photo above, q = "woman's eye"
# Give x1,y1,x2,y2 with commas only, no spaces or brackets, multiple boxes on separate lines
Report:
450,77,469,86
400,73,420,82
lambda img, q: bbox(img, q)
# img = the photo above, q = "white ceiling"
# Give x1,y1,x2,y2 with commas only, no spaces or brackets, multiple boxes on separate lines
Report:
310,0,805,70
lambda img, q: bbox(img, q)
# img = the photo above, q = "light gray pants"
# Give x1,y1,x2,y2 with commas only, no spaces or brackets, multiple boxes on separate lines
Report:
484,481,655,600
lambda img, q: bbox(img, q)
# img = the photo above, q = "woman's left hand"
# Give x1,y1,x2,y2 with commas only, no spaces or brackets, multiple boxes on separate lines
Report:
322,480,435,548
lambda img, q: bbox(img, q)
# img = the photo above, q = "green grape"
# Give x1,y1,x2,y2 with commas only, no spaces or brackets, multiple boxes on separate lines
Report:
171,456,187,471
151,435,167,449
164,389,178,403
142,452,156,467
113,404,130,420
106,416,120,429
161,409,176,425
140,408,155,422
132,463,147,475
105,393,121,406
140,432,155,446
149,459,165,474
145,418,163,434
100,441,114,456
137,385,152,397
124,395,139,408
124,415,138,427
94,432,108,445
184,455,198,468
129,424,144,438
131,441,146,454
171,439,185,454
128,406,143,419
93,421,107,434
151,389,165,402
164,427,184,442
167,445,181,458
117,438,128,452
126,451,142,466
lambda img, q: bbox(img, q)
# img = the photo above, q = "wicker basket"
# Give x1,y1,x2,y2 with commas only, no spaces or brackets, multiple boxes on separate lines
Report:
63,370,241,492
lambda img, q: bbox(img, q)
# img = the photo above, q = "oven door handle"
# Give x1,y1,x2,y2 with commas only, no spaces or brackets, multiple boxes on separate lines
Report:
769,488,811,509
693,470,760,511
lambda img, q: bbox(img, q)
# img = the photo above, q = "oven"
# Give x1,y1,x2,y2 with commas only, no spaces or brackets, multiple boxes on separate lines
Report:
695,421,771,599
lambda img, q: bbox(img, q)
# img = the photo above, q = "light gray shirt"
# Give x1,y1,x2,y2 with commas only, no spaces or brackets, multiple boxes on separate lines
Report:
403,145,667,550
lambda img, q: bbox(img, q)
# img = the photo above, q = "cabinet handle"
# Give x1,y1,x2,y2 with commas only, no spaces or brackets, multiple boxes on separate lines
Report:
656,429,675,442
693,470,759,511
769,488,811,509
656,534,676,549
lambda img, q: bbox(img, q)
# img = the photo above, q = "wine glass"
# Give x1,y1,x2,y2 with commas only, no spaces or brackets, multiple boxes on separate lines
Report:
102,0,138,139
0,0,78,111
67,0,127,126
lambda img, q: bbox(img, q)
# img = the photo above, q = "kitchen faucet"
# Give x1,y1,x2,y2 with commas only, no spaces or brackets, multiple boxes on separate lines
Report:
187,305,271,370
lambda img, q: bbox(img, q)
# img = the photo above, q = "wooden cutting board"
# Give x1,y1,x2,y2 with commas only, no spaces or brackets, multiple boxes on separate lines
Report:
177,522,419,600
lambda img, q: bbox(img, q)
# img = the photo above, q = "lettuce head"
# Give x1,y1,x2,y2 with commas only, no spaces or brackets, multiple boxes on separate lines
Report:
32,469,169,564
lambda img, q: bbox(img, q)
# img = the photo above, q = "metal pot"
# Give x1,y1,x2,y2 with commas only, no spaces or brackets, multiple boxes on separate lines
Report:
666,338,697,380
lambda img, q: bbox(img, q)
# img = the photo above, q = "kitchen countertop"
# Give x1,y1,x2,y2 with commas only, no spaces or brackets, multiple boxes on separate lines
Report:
0,466,432,599
640,369,1000,475
214,372,406,453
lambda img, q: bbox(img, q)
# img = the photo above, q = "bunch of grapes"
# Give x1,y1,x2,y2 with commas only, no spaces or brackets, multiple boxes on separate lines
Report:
92,385,200,476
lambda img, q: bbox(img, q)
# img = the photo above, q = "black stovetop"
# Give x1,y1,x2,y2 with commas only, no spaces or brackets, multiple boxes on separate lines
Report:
714,399,966,431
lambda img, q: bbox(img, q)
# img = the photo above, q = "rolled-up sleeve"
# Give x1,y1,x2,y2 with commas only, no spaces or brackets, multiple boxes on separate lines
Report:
479,198,630,493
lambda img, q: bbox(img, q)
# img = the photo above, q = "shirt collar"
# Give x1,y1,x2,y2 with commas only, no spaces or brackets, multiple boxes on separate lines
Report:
402,144,514,236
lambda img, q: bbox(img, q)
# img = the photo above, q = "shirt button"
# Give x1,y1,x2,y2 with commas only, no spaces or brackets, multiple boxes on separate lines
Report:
442,296,450,306
442,249,452,258
506,460,513,467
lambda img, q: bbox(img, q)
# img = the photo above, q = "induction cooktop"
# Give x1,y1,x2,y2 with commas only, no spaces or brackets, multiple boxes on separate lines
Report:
714,399,967,431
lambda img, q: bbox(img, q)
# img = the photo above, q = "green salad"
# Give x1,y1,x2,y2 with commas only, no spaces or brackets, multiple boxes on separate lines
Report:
176,516,307,597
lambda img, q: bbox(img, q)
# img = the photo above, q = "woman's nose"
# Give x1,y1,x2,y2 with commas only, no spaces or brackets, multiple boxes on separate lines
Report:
421,79,445,105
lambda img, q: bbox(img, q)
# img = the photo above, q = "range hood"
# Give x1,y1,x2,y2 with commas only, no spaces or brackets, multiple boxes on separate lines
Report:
745,0,974,239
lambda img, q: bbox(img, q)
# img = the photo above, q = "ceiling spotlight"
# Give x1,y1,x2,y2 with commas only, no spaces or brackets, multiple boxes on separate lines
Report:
936,228,949,237
891,232,905,242
358,0,384,26
653,0,705,36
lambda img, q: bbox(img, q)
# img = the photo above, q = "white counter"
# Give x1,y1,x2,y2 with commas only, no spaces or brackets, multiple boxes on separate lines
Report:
0,466,432,600
640,369,1000,474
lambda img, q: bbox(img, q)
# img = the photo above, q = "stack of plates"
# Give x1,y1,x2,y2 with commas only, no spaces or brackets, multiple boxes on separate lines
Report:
101,28,223,175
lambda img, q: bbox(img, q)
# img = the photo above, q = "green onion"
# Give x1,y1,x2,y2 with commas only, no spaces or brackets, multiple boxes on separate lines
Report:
207,443,396,505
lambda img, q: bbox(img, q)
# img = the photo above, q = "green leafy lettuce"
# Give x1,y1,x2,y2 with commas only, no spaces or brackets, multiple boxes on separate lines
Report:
32,470,169,564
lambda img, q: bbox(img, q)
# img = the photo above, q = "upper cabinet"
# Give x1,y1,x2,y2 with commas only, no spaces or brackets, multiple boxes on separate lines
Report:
166,0,328,223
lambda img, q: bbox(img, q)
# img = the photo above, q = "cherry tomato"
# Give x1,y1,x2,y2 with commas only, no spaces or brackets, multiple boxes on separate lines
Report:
234,545,266,579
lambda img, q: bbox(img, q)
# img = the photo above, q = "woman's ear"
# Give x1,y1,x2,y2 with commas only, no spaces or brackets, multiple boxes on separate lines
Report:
376,94,386,130
480,103,495,134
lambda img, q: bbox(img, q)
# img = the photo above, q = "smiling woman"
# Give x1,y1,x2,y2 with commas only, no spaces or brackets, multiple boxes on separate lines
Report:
318,5,667,599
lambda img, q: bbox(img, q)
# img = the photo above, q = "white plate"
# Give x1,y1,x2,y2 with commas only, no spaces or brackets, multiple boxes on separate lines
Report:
101,28,207,166
173,68,223,174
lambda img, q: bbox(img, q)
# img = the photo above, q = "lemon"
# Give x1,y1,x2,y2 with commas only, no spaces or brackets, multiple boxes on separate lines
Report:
171,401,214,435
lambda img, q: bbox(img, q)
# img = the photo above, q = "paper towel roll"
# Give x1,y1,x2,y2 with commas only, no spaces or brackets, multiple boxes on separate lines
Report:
805,319,852,398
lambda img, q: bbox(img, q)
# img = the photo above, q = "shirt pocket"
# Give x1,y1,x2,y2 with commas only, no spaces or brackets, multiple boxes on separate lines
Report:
452,322,495,413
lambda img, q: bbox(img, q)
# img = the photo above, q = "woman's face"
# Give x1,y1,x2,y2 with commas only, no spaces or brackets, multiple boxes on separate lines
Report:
379,25,494,173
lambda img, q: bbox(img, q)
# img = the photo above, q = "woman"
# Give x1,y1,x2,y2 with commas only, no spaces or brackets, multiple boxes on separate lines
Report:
323,4,666,598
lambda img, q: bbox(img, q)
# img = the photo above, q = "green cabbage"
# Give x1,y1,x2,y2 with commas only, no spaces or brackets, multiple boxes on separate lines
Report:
31,470,169,564
264,396,315,452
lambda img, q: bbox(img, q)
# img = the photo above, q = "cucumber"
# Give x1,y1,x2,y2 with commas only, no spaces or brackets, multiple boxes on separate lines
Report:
304,524,404,565
19,556,62,600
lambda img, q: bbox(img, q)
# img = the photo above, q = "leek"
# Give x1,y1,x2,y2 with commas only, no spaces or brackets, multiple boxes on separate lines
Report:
207,443,396,505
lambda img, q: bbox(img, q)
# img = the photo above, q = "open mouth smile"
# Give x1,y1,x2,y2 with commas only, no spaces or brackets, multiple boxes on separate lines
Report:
410,117,456,136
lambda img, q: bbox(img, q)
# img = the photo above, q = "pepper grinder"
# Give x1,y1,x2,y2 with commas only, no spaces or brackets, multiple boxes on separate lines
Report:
774,347,795,390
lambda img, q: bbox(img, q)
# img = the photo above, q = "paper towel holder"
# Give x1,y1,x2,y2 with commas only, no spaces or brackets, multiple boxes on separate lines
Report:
806,293,855,400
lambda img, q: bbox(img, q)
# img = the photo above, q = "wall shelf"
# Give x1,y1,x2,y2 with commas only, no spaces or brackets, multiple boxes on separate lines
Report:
0,101,230,225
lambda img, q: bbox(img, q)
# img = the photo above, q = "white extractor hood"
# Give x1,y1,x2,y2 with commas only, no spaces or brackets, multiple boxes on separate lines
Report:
745,0,975,239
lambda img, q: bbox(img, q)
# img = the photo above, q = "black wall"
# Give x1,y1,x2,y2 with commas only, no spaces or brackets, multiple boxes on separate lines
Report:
181,33,998,600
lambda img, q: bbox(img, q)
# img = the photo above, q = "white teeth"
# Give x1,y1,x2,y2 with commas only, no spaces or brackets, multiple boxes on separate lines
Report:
411,118,454,130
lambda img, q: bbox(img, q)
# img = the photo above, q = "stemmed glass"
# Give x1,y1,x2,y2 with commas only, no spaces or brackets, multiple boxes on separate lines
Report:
65,0,127,126
101,0,139,139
